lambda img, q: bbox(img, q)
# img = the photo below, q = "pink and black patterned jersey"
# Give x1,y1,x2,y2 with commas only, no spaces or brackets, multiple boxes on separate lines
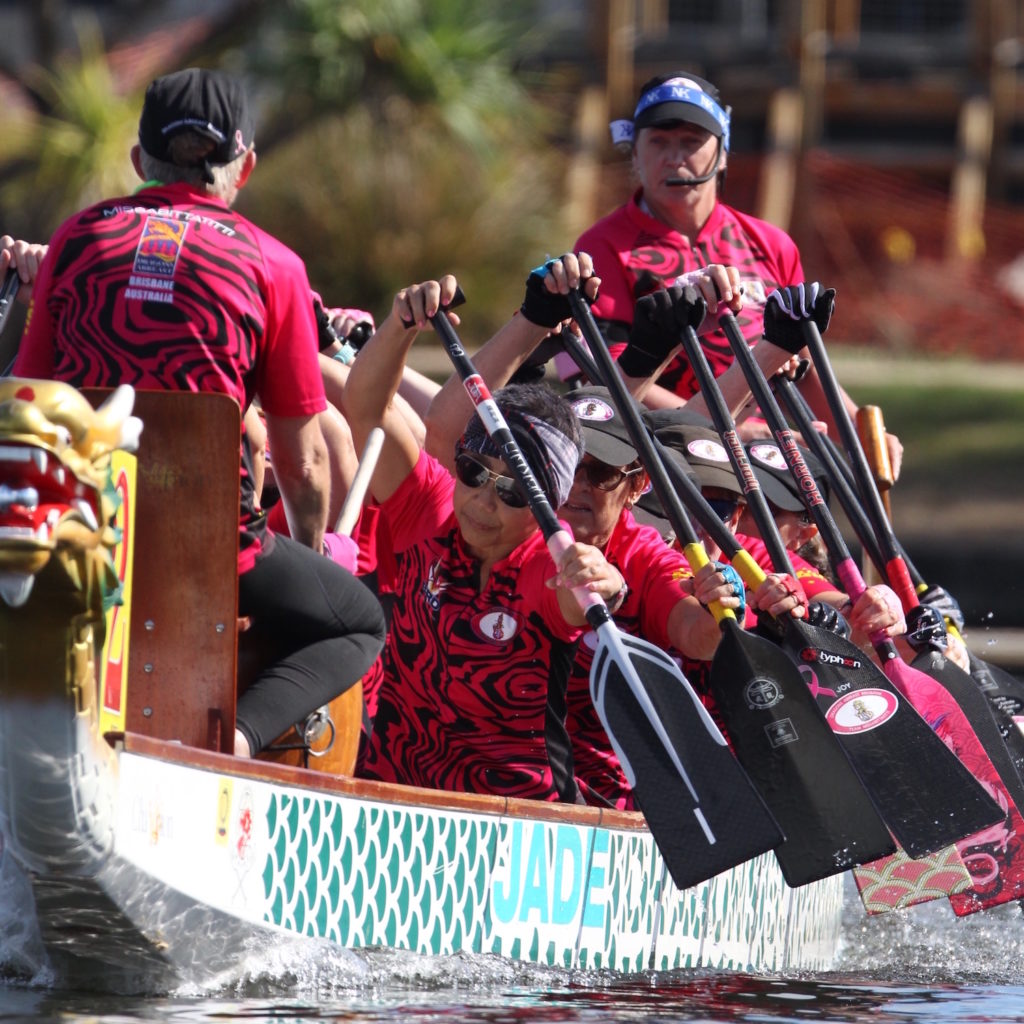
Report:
15,181,326,572
575,193,803,399
566,511,693,810
357,451,583,801
736,533,838,601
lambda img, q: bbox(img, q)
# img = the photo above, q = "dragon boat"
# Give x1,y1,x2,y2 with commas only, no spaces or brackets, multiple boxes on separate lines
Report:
0,381,844,994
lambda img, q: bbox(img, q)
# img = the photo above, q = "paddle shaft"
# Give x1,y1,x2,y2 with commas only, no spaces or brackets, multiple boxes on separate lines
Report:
0,269,21,376
334,426,384,536
429,304,710,808
564,291,735,603
797,319,919,611
558,312,760,594
717,312,901,658
773,374,888,577
676,320,795,575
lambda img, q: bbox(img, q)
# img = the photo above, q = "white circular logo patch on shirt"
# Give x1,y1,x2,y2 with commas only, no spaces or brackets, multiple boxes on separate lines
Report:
471,609,520,645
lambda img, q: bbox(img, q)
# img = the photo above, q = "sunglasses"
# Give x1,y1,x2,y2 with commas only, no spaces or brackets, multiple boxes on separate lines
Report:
575,460,643,492
705,496,740,521
454,452,529,509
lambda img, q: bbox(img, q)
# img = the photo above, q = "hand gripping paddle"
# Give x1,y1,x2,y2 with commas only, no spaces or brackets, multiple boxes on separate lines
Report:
429,294,782,891
719,310,1003,858
565,288,892,886
776,374,1024,798
791,320,1024,914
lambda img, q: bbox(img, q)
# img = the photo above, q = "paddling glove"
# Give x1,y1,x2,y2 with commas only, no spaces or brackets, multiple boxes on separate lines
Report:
618,284,707,378
805,600,851,639
918,583,966,634
762,283,836,354
905,604,950,652
521,261,594,328
715,560,746,621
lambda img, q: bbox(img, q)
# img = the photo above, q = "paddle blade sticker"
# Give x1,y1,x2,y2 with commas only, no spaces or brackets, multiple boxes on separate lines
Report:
786,626,1002,859
709,621,894,887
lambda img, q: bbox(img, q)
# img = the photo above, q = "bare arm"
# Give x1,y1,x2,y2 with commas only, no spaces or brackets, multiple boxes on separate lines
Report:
318,403,359,527
343,277,460,503
424,252,600,471
321,352,430,449
242,404,267,503
423,312,556,470
263,412,331,551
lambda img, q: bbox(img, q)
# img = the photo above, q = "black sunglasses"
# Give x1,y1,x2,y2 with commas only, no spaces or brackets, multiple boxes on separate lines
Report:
705,496,740,521
454,452,529,509
575,459,643,492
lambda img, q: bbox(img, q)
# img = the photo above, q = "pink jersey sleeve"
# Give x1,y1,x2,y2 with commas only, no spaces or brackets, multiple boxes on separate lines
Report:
379,448,457,552
250,230,326,418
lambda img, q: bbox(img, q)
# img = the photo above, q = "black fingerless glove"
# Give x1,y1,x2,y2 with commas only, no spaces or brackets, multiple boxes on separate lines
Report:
520,264,578,327
905,604,949,653
314,298,340,352
618,284,707,378
805,600,851,639
918,583,966,635
762,283,836,355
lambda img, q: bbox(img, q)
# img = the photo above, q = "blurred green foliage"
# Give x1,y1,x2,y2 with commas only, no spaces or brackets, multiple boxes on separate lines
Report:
0,0,581,342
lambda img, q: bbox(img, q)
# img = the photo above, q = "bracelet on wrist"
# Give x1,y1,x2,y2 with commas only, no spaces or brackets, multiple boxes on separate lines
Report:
332,342,357,365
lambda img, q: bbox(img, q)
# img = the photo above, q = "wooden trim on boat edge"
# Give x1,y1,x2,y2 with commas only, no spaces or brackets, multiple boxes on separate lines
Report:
115,731,649,832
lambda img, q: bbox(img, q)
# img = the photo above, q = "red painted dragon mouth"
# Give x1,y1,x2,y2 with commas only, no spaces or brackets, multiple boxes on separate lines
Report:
0,439,103,598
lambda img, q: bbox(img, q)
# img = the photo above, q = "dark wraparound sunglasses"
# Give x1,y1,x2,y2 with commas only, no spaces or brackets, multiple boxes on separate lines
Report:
576,459,643,492
453,451,529,508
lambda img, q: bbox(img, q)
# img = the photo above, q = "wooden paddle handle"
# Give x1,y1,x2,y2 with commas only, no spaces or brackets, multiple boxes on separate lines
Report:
856,405,893,521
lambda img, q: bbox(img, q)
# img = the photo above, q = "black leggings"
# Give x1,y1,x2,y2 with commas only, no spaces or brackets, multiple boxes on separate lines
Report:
236,533,386,754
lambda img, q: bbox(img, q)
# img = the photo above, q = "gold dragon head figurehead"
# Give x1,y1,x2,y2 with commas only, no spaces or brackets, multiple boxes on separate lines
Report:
0,380,141,607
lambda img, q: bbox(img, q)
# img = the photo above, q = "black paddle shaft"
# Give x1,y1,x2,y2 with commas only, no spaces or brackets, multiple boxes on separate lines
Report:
797,319,919,610
429,296,784,890
566,290,896,884
773,375,887,577
556,324,743,560
0,269,22,377
719,310,1005,856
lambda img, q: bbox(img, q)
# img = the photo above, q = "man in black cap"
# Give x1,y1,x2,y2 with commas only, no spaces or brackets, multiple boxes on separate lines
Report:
14,67,385,758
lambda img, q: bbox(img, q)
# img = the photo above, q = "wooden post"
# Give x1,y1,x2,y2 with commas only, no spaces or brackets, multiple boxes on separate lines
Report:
565,86,610,238
605,0,636,119
798,0,828,149
947,95,993,263
757,87,804,230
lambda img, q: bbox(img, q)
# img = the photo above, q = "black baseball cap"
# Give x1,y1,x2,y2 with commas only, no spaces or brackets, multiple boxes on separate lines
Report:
655,422,743,495
569,387,639,467
139,68,254,169
744,440,830,512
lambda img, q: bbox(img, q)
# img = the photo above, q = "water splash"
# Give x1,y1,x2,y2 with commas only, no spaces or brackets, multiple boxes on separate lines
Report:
835,874,1024,985
0,846,54,988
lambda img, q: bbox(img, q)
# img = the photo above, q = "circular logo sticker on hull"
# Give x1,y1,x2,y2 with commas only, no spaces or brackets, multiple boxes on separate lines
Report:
825,688,899,734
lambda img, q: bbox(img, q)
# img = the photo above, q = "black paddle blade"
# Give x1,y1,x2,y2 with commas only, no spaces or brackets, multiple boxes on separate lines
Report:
776,620,1003,859
709,620,895,886
591,631,783,891
911,648,1024,811
968,651,1024,783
